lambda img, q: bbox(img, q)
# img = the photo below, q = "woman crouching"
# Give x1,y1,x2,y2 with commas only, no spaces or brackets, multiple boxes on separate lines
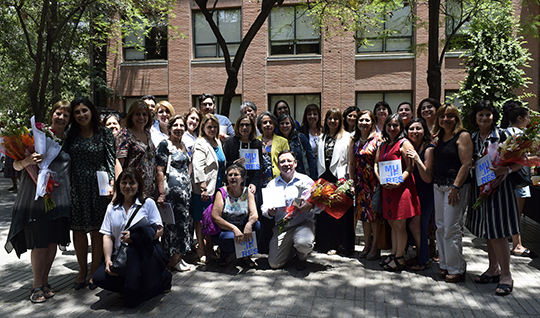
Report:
92,167,172,308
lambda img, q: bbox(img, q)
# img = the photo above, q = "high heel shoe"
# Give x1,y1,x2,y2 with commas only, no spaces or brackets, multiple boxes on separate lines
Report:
379,254,395,267
495,280,514,296
382,256,406,272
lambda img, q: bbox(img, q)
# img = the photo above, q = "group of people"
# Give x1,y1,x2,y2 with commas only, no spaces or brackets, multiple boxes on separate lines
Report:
4,94,535,308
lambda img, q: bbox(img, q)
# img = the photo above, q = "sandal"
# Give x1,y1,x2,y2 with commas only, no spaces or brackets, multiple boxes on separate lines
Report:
410,261,430,271
382,256,406,272
30,287,46,303
42,283,55,299
475,273,501,284
379,254,395,267
241,257,257,268
495,280,514,296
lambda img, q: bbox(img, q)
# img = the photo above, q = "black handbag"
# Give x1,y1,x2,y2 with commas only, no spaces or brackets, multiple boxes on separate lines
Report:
509,166,532,189
372,185,382,214
111,204,143,276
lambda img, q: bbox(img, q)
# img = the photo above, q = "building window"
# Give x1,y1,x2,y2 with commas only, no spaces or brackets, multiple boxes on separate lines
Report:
269,6,320,55
269,94,321,121
357,6,412,53
124,96,168,113
445,0,471,51
193,9,241,58
356,92,413,113
124,24,168,61
444,90,463,108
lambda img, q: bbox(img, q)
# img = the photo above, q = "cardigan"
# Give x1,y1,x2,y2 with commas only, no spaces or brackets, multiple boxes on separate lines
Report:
317,131,351,179
192,137,223,195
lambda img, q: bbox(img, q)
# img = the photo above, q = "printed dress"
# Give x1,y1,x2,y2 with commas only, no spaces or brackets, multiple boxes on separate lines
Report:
353,135,380,222
156,140,192,256
70,127,115,232
116,128,156,197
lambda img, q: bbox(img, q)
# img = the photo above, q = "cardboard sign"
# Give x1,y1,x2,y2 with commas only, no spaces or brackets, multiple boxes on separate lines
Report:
96,171,111,196
239,149,260,170
158,202,175,224
475,154,496,186
219,125,228,136
235,231,258,258
379,159,403,184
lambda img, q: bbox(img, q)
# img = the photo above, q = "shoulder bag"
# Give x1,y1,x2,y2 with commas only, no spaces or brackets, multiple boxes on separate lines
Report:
111,203,144,277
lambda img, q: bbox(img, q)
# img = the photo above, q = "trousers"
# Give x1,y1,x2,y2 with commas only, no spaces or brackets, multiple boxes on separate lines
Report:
268,221,315,269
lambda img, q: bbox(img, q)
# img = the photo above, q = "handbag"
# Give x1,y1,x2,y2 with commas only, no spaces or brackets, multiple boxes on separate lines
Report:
371,185,382,214
201,187,228,237
111,203,144,276
509,166,531,189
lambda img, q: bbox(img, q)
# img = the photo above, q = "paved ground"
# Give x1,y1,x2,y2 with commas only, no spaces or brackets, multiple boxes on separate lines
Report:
0,177,540,317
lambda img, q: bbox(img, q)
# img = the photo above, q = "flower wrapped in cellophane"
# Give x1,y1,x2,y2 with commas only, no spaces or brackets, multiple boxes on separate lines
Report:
0,112,38,183
307,178,354,219
473,121,540,209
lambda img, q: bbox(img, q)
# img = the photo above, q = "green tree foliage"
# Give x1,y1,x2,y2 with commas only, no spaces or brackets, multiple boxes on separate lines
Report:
0,0,175,122
454,1,532,130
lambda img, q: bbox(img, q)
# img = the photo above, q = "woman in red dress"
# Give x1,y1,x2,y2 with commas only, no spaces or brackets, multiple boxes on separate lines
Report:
374,114,421,271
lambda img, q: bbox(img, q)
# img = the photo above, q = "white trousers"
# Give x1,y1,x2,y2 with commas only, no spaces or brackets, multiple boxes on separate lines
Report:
433,184,470,275
268,221,315,269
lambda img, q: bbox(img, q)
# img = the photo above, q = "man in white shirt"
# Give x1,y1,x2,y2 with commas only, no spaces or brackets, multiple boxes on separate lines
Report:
262,150,321,270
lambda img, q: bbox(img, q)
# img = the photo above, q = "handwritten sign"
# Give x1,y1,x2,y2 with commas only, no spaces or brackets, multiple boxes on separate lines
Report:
239,149,260,170
475,154,496,186
379,159,403,185
235,231,258,258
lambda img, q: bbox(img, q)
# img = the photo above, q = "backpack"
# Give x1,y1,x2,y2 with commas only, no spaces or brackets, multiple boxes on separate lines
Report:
201,187,228,237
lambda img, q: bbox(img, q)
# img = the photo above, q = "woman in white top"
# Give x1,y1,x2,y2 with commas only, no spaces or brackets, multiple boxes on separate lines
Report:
150,101,175,147
182,108,202,158
373,101,392,134
315,108,354,255
92,167,171,308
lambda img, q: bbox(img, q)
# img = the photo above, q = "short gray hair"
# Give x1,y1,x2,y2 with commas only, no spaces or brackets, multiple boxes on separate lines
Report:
240,101,257,113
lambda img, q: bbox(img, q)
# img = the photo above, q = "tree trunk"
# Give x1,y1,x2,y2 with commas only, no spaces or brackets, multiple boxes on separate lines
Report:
427,0,441,102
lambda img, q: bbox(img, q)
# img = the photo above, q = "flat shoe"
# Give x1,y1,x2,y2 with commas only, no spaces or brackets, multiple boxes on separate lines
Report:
474,273,501,284
42,283,55,298
366,252,381,261
88,282,98,290
512,248,538,258
73,281,87,290
495,281,514,296
410,261,430,271
30,287,46,303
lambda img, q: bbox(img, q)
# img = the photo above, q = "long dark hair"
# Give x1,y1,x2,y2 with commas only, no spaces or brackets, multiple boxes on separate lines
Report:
417,97,441,119
352,110,376,142
500,100,529,129
66,97,102,150
300,104,322,136
343,106,360,132
322,108,344,139
469,100,499,128
273,100,290,118
112,167,146,206
405,118,432,148
277,113,297,140
381,113,406,143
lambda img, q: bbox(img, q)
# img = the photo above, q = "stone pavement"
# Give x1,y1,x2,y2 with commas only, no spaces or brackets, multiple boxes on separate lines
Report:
0,176,540,318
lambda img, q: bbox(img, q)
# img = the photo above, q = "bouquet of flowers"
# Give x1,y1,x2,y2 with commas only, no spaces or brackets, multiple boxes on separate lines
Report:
31,117,63,212
308,178,354,219
0,112,38,183
472,121,540,209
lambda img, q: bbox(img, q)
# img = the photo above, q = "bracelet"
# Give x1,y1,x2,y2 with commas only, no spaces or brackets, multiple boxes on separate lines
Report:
451,184,462,190
201,188,207,192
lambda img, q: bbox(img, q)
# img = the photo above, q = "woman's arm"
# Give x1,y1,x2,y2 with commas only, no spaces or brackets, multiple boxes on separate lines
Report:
13,153,43,171
447,132,473,206
103,128,116,191
407,146,434,183
300,133,318,180
155,141,169,205
154,225,163,240
103,234,118,276
242,190,258,242
373,145,381,181
348,138,356,183
156,166,166,205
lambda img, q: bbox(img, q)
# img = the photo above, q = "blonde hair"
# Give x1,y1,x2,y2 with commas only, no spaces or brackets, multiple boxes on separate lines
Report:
199,114,220,140
433,104,465,136
156,100,175,117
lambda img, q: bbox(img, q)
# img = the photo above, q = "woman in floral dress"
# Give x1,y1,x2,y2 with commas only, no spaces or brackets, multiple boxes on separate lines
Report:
156,115,193,271
349,110,381,260
116,101,156,197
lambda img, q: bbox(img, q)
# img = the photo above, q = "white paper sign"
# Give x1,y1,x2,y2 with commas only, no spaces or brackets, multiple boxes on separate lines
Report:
96,171,111,196
239,149,260,170
379,159,403,185
158,202,175,224
475,154,496,186
235,231,258,258
219,125,228,136
262,187,286,209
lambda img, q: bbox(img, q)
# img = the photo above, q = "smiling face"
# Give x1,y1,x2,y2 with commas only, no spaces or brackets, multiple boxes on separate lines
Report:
407,122,424,144
398,104,413,123
476,108,494,130
186,111,200,134
307,110,319,126
105,116,121,136
242,106,256,119
276,102,289,116
261,115,275,135
375,106,389,123
420,102,436,120
120,176,139,201
73,104,92,128
132,108,149,129
51,108,70,133
357,113,372,135
170,118,186,140
385,119,401,140
226,168,244,188
278,152,297,177
279,117,293,137
346,111,358,130
438,110,457,132
200,98,215,115
143,99,156,113
203,119,218,139
238,118,252,139
156,106,171,125
327,114,341,133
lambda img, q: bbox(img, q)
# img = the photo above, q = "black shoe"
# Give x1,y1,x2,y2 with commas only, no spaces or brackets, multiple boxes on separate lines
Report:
8,186,17,191
296,259,307,271
88,282,98,290
73,281,87,290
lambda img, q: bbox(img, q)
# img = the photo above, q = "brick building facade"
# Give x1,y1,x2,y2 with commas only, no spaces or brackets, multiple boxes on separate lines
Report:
106,0,539,123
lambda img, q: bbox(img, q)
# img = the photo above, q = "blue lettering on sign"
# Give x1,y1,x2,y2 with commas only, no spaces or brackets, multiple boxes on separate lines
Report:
384,164,400,176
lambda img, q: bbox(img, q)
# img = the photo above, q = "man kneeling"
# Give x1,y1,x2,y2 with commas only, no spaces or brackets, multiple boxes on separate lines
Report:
262,150,321,270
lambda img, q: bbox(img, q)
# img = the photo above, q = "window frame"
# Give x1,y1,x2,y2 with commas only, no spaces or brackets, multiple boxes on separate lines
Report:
268,94,321,121
192,8,242,59
356,91,413,114
269,5,321,56
123,23,168,61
